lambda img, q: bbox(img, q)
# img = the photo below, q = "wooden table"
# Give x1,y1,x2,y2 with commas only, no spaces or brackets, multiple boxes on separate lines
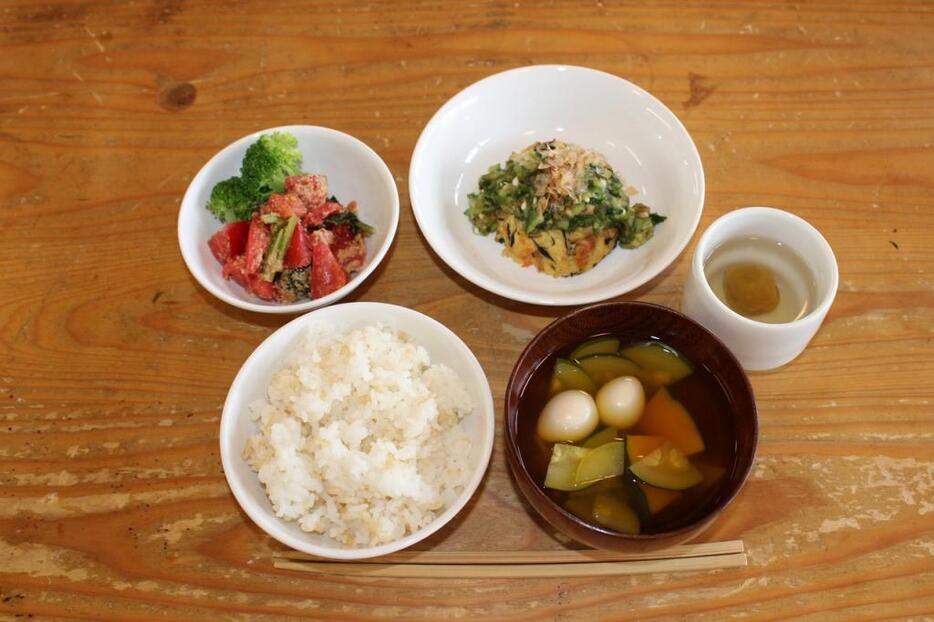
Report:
2,1,932,619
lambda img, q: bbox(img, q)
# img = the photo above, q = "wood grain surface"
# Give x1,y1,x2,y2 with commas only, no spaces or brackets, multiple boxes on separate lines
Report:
1,0,933,619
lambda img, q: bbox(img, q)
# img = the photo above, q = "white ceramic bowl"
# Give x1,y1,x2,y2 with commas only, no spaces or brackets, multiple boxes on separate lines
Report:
179,125,399,313
219,302,495,559
409,65,705,306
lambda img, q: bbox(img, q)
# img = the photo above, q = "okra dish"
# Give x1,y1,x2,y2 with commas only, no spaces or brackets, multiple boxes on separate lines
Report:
519,337,735,535
465,140,666,277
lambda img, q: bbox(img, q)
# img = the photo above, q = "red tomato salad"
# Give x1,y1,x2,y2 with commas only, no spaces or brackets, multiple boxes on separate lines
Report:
204,132,373,302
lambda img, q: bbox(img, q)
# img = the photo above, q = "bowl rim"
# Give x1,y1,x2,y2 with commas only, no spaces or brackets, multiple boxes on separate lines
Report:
409,64,706,306
504,300,758,542
219,301,496,559
178,124,400,314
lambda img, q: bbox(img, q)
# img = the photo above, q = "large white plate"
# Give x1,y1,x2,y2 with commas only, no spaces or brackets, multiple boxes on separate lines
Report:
409,65,705,306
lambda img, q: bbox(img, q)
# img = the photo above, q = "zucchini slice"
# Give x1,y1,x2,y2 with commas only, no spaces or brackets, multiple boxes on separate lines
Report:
544,443,590,491
551,358,597,395
628,442,703,491
592,493,640,534
576,355,642,387
581,426,619,449
575,440,626,486
570,337,620,361
620,342,693,386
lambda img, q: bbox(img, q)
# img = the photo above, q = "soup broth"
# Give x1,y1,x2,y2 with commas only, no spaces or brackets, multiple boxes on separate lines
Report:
518,337,738,535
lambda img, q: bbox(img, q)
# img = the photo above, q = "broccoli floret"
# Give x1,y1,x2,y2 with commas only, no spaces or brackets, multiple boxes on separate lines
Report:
206,176,258,223
240,132,303,199
204,132,304,223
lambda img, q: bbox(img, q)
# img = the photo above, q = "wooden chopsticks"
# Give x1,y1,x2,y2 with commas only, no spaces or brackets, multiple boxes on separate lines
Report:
272,540,746,578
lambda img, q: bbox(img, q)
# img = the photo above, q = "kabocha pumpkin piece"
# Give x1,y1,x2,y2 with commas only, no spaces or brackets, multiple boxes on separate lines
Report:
637,387,705,456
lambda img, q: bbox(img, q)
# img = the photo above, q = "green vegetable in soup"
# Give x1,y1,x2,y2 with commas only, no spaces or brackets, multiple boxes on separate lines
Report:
563,494,594,521
628,442,703,491
575,440,626,486
570,337,620,361
576,355,642,387
620,342,693,386
581,426,619,449
592,493,640,534
544,444,590,491
551,358,597,395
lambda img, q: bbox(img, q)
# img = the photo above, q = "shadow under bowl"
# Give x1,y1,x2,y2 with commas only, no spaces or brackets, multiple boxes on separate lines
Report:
504,301,758,551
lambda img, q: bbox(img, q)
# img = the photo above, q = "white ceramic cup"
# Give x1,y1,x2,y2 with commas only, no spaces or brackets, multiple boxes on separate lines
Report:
681,207,838,371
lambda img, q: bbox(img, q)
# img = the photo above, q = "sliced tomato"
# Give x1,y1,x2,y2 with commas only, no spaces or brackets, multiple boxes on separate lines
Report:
261,192,307,219
208,220,250,264
310,235,348,299
247,273,276,300
283,225,312,268
244,214,270,275
285,174,328,210
222,254,249,288
328,223,366,273
304,200,343,227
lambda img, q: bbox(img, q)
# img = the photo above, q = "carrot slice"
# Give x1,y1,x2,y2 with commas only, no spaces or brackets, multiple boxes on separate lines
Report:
636,388,705,456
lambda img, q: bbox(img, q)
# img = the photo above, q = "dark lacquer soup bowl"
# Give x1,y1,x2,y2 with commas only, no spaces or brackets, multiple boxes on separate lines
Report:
505,302,758,551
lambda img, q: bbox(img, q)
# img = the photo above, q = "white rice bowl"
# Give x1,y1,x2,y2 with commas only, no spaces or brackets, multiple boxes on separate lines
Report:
219,302,495,559
244,323,473,547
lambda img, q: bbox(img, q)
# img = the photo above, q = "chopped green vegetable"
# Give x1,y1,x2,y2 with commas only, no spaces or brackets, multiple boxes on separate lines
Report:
260,213,284,225
261,215,298,281
324,211,375,237
465,140,665,251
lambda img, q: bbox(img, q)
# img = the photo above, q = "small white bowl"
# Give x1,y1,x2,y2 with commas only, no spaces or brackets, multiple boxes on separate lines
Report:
219,302,495,559
179,125,399,314
409,65,705,306
681,207,838,370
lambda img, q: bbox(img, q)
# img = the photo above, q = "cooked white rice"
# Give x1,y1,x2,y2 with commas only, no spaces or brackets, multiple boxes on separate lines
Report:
243,322,474,547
